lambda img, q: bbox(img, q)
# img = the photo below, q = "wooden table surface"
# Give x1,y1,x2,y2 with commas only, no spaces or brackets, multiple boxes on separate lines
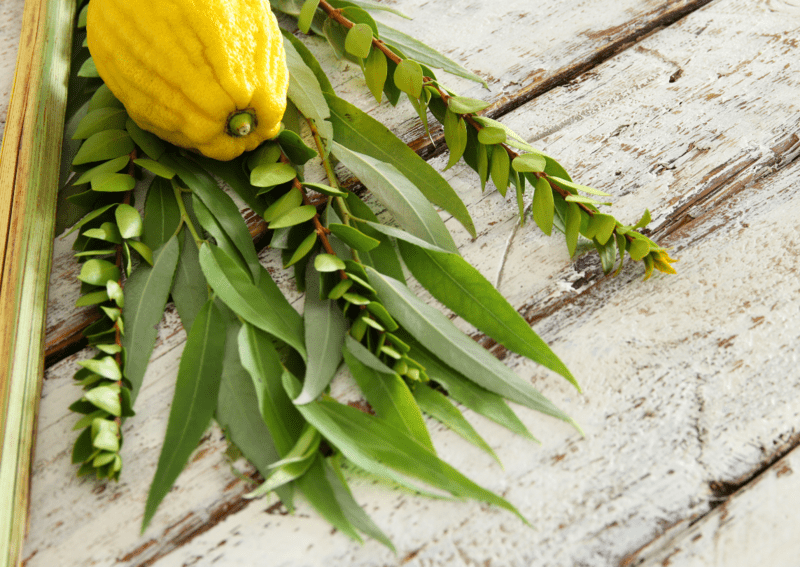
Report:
3,0,800,565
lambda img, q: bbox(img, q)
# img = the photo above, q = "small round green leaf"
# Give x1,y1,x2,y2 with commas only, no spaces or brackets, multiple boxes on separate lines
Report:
78,259,120,286
298,0,321,34
490,145,510,197
251,162,297,188
394,59,423,99
72,108,128,140
532,176,555,236
365,48,388,102
328,279,353,299
444,110,467,170
77,57,99,78
284,231,318,268
91,418,120,452
478,127,507,145
345,23,373,59
512,153,547,173
269,205,317,229
262,189,303,222
447,96,490,115
328,223,380,252
91,172,136,193
73,130,135,165
342,292,370,305
247,143,282,171
74,155,131,186
88,84,124,112
115,203,142,239
628,238,651,261
106,279,125,307
127,240,154,265
83,221,122,244
78,356,122,381
314,253,346,272
75,290,110,307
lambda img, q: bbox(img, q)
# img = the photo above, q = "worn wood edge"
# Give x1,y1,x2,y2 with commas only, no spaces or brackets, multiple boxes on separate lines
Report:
0,0,75,565
620,434,800,566
41,0,720,363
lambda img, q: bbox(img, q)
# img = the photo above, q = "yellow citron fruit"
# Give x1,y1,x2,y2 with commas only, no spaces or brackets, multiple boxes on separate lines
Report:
86,0,288,161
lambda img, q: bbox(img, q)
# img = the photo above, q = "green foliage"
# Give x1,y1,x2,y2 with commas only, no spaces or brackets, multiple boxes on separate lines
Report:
60,0,678,550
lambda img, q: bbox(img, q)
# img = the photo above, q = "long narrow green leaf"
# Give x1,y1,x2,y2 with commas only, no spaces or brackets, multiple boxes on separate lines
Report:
199,243,306,359
122,236,180,400
324,457,395,550
394,332,535,442
237,322,304,455
365,267,578,430
215,314,292,507
294,455,362,542
142,177,181,251
413,383,500,464
247,424,320,497
393,238,578,390
344,337,434,452
143,299,226,530
294,265,347,404
331,142,458,253
283,36,333,150
327,96,475,237
171,228,208,332
162,155,262,282
376,23,486,86
284,375,526,522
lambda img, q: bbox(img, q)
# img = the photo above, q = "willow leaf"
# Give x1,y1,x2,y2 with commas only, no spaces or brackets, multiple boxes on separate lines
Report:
327,96,475,237
331,142,458,253
324,458,394,550
413,382,500,464
141,177,180,251
199,243,306,359
171,228,208,332
215,316,291,507
366,267,577,429
163,155,262,282
237,322,303,456
283,36,334,150
122,236,180,400
294,455,362,542
247,424,320,497
143,299,226,530
294,266,348,404
376,23,486,86
344,337,434,452
367,229,576,389
285,376,526,522
192,195,248,275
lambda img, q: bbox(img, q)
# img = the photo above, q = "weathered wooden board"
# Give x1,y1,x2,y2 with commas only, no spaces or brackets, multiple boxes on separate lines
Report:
625,447,800,566
20,0,800,564
42,0,714,360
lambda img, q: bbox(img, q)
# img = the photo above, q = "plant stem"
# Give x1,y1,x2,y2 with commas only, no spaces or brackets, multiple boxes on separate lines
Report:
172,179,204,248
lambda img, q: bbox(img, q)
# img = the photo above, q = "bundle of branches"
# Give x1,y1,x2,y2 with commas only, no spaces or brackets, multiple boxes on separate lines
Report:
60,0,676,546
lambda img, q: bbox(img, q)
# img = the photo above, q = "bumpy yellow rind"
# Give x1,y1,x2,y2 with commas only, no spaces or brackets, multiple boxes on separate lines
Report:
87,0,288,161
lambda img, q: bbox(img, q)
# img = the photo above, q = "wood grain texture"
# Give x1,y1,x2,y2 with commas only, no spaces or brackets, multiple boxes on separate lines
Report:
0,0,74,565
42,0,716,360
19,0,800,565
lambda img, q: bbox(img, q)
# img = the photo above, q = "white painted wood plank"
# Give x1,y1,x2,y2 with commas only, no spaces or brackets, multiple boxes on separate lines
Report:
628,448,800,567
24,0,800,565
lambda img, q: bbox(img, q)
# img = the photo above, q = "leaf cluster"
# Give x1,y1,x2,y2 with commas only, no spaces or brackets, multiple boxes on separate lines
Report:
59,0,675,547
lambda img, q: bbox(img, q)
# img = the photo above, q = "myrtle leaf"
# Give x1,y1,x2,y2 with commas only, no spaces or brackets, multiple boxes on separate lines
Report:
364,48,388,102
532,176,555,236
